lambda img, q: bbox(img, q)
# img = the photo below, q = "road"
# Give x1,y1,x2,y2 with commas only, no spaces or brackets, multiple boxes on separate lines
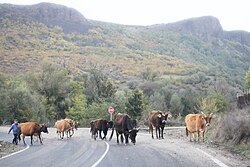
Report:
0,127,241,167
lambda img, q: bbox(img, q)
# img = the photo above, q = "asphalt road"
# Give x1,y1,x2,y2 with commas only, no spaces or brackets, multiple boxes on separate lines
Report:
0,127,235,167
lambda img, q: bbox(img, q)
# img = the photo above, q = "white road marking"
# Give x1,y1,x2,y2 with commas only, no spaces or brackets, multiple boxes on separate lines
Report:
91,141,109,167
197,148,229,167
0,144,29,160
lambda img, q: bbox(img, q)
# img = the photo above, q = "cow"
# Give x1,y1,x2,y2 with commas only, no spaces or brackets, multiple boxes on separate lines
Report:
90,118,113,140
55,119,72,139
18,122,48,145
64,118,78,137
109,113,139,145
90,120,96,139
185,113,213,142
148,110,171,139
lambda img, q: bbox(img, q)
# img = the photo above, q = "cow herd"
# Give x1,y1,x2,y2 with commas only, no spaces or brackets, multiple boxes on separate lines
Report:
90,111,213,145
13,111,213,146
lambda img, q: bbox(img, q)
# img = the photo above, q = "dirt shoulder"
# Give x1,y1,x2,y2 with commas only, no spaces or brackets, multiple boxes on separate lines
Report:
165,127,250,167
0,140,23,158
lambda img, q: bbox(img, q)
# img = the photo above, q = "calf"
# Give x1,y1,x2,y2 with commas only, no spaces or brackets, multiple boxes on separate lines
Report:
148,110,171,139
91,118,113,140
18,122,48,145
185,113,213,142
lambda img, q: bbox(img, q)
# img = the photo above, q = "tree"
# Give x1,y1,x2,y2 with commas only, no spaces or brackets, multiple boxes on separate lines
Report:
195,92,226,114
125,88,145,119
25,62,71,120
84,67,117,104
66,80,87,122
170,93,184,118
245,68,250,89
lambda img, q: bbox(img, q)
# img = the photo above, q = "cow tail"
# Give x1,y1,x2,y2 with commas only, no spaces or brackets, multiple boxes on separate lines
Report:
186,127,188,136
109,127,114,141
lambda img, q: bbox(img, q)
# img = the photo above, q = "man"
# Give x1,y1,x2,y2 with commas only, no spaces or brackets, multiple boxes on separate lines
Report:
8,120,19,145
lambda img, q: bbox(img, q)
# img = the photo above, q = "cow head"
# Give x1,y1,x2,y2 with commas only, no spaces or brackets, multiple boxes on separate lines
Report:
40,124,49,133
107,121,113,128
201,113,213,127
157,113,168,125
73,121,78,130
129,128,139,144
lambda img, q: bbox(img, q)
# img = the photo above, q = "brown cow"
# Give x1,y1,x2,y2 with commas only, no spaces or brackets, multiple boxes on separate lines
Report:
64,118,78,137
90,120,96,139
148,110,171,139
55,119,72,139
18,122,48,145
109,113,139,144
185,113,213,142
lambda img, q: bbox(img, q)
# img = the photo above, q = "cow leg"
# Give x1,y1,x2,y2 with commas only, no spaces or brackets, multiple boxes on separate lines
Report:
70,129,74,137
197,131,200,143
201,130,205,142
161,127,164,139
155,128,158,139
99,130,102,139
102,130,107,140
189,132,193,142
22,136,26,145
120,134,124,143
38,134,43,145
30,135,33,145
61,131,63,139
125,133,129,144
157,128,161,139
116,132,119,144
149,125,154,139
93,130,97,140
94,130,98,140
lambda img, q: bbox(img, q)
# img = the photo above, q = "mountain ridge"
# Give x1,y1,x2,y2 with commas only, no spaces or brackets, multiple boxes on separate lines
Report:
0,3,249,90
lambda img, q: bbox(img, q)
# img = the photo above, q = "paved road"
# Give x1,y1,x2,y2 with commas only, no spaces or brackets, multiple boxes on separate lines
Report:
0,127,233,167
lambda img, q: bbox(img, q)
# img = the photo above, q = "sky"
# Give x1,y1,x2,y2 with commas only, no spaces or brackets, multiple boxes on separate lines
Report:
0,0,249,32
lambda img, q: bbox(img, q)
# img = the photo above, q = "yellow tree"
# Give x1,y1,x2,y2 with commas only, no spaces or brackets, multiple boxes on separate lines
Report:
245,68,250,89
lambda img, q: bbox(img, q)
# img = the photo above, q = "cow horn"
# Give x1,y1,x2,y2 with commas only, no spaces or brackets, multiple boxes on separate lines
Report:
210,113,213,116
201,111,204,114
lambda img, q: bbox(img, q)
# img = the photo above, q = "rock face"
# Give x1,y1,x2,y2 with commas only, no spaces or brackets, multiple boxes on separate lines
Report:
223,30,250,46
0,2,92,33
153,16,250,46
166,16,223,40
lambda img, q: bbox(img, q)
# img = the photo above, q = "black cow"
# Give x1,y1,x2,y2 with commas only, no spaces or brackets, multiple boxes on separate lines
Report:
148,110,171,139
109,113,139,144
91,118,113,140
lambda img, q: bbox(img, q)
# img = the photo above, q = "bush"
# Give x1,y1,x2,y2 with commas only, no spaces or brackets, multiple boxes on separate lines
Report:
214,107,250,145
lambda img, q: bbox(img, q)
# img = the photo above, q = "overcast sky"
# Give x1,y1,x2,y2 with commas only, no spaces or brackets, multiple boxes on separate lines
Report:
0,0,249,32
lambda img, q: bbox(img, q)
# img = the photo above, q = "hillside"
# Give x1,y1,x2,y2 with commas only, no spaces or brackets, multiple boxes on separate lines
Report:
0,2,250,91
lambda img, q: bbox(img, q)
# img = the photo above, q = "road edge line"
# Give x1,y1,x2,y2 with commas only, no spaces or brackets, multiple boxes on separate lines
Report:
0,144,29,160
196,148,229,167
91,141,109,167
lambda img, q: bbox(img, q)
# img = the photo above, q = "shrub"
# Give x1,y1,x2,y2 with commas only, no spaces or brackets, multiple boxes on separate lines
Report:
214,107,250,145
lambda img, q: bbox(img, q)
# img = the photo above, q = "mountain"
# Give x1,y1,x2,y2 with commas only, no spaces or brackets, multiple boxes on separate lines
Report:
0,2,250,92
0,2,92,33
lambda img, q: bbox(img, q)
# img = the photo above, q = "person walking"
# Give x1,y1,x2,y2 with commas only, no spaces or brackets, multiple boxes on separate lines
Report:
8,120,19,145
